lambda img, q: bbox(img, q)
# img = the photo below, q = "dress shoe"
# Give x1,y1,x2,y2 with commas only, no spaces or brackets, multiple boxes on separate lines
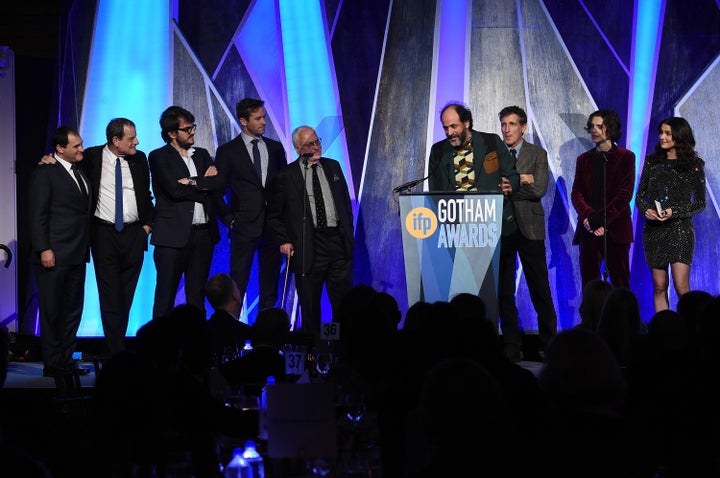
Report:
67,364,91,376
42,364,91,377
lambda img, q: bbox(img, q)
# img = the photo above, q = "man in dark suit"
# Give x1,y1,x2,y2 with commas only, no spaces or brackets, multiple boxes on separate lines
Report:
215,98,287,314
497,106,557,362
267,125,354,340
29,126,91,376
149,106,224,319
571,109,635,289
204,272,252,363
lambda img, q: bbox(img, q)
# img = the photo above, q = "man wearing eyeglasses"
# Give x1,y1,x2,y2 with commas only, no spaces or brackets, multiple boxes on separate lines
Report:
267,126,354,341
149,106,225,319
215,98,288,316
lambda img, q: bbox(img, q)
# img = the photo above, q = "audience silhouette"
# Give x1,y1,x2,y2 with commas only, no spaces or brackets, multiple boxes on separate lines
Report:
577,279,613,331
220,307,291,395
596,287,646,367
6,284,720,477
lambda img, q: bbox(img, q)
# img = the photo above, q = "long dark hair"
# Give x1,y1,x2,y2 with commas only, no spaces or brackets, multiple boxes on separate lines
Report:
648,117,699,170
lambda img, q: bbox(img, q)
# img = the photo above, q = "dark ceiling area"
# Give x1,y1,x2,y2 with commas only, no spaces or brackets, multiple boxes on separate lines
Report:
0,2,64,58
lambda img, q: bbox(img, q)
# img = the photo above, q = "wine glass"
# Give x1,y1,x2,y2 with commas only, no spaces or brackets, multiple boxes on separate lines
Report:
314,351,333,377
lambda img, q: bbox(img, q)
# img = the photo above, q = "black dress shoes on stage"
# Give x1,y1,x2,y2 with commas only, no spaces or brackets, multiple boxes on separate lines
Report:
42,364,91,377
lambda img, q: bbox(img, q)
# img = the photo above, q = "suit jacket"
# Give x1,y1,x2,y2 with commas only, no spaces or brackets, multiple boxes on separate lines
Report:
428,130,519,234
149,144,224,247
82,145,154,230
571,145,635,245
214,135,287,239
267,157,354,275
28,162,91,265
207,309,252,361
509,141,550,241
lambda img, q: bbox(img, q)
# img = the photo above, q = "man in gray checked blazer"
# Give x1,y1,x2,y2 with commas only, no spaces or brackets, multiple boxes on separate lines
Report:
497,106,557,363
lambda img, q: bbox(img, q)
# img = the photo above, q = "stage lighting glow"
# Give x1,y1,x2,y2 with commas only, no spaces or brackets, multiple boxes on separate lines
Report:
78,0,170,336
628,0,666,192
278,0,353,192
432,0,470,143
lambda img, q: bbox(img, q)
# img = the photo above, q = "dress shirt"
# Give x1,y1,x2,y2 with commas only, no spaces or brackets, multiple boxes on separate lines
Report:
242,132,268,185
181,147,208,225
54,154,87,194
303,161,337,228
95,145,139,223
506,139,524,156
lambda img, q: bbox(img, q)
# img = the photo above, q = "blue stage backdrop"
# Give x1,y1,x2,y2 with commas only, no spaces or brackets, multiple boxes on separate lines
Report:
42,0,720,336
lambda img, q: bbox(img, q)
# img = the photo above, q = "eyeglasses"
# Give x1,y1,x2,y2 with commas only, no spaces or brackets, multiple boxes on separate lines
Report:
177,124,197,134
303,137,322,148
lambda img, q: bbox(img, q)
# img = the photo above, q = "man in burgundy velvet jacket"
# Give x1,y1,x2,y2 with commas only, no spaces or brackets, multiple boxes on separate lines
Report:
571,109,635,289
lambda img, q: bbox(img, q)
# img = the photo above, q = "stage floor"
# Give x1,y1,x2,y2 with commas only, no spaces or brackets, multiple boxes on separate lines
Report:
3,360,98,389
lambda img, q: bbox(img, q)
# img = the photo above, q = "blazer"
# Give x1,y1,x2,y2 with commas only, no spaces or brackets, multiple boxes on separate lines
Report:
571,145,635,245
267,157,354,275
428,130,520,234
82,145,154,229
28,162,92,265
214,135,287,239
148,143,224,247
509,141,550,241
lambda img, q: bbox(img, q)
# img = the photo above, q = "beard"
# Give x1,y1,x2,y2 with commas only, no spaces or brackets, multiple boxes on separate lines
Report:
448,127,469,148
177,137,194,150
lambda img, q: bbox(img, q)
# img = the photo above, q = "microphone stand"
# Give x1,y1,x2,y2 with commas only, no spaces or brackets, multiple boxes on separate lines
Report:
600,150,609,282
301,157,309,278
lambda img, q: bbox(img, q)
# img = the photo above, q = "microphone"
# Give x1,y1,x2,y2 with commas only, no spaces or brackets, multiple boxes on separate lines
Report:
300,152,314,165
392,177,427,194
392,155,444,193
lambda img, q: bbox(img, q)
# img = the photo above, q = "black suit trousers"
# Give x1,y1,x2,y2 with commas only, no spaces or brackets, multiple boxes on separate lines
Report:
35,262,86,369
90,221,147,356
498,229,557,350
153,228,214,319
294,229,352,339
229,230,282,312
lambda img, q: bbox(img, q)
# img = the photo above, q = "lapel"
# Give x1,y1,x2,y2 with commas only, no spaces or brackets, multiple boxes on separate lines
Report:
86,149,103,191
166,144,192,177
70,164,92,211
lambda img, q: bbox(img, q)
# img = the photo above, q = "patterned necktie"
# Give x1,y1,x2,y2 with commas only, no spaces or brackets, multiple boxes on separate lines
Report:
71,163,88,199
453,145,476,190
311,164,327,228
251,138,262,182
115,158,124,232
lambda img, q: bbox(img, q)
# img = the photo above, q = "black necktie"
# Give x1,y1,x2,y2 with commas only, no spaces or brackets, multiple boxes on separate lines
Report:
71,163,88,199
509,148,517,161
251,139,262,182
311,164,327,228
115,158,124,232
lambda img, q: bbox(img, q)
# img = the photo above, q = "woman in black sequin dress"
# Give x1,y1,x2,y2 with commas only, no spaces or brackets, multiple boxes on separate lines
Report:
636,117,705,312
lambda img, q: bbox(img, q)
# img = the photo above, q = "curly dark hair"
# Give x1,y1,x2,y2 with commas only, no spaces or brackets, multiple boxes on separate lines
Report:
648,117,699,170
585,109,622,142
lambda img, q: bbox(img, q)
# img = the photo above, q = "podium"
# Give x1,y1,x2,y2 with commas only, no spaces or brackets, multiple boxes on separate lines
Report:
399,191,503,320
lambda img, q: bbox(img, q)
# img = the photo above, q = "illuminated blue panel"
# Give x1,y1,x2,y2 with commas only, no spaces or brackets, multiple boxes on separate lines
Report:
235,0,288,135
278,0,353,192
78,0,170,336
628,0,666,193
433,0,470,142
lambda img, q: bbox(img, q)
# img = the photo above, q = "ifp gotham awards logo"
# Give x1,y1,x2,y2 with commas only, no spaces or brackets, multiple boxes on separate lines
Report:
405,207,438,239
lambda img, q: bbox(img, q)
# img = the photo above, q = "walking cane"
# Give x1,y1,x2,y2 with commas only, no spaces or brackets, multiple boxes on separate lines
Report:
281,252,291,309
